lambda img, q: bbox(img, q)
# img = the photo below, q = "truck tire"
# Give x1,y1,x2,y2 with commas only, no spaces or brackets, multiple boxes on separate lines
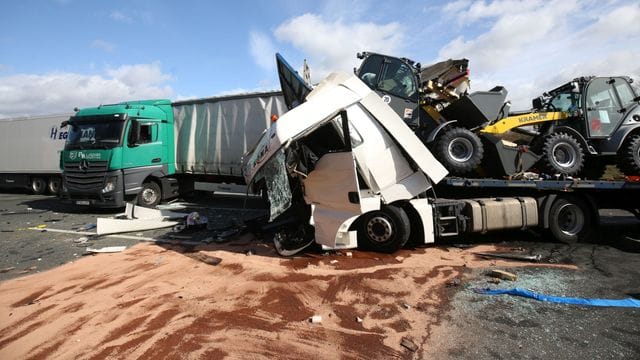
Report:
433,127,484,176
548,196,592,244
47,177,61,195
358,204,410,253
617,134,640,176
540,132,584,176
137,181,162,207
30,177,46,195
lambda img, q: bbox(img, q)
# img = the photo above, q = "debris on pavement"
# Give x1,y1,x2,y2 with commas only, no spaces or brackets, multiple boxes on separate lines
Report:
447,277,462,287
0,267,15,273
400,337,419,352
475,288,640,308
86,246,127,254
309,315,322,324
184,252,222,266
78,223,96,231
96,218,179,235
488,269,518,281
474,252,542,262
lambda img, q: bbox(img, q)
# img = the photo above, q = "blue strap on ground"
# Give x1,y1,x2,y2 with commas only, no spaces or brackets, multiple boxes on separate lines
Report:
475,288,640,308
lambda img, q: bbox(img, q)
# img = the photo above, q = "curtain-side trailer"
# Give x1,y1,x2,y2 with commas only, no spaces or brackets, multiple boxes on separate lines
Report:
0,114,71,194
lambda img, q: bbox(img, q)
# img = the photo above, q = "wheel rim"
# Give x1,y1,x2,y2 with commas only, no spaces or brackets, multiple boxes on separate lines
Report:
141,188,158,204
49,178,61,193
556,203,585,236
448,137,474,163
366,215,394,243
32,179,45,193
552,142,576,168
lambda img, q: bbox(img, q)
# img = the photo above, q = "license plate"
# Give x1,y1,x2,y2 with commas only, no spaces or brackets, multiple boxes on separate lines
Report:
76,200,90,205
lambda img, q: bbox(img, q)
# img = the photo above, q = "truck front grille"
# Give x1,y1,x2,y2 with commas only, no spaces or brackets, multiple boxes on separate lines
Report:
64,161,109,191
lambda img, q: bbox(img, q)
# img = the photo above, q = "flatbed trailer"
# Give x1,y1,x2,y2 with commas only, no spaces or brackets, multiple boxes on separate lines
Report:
432,177,640,243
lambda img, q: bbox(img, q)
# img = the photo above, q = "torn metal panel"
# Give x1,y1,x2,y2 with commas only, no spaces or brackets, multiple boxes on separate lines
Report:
96,218,179,235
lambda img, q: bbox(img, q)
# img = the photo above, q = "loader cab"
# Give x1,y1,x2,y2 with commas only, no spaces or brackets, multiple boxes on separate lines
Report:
356,52,420,127
583,77,637,138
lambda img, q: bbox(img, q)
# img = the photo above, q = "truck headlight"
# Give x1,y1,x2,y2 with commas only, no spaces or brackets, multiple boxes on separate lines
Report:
102,177,117,193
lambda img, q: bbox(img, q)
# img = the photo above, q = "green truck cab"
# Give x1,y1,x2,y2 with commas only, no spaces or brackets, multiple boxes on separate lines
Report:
60,100,178,207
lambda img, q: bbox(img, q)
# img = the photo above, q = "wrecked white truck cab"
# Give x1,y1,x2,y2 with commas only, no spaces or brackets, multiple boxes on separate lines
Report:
242,72,449,254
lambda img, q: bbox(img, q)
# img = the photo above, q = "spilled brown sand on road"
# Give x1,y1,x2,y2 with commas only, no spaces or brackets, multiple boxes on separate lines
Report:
0,237,574,359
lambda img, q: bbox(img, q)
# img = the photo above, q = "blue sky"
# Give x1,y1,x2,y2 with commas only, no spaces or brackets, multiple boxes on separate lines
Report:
1,0,639,118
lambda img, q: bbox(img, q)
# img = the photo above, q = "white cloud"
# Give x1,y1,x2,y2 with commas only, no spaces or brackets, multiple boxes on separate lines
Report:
249,31,277,71
91,39,116,52
0,63,174,118
110,10,132,23
435,0,640,109
273,14,405,82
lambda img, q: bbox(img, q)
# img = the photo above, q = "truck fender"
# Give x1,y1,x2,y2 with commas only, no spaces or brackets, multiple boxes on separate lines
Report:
604,124,640,154
425,120,458,144
548,126,596,155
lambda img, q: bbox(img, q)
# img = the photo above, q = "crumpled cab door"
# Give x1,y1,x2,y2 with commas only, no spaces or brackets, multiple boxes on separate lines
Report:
302,111,362,248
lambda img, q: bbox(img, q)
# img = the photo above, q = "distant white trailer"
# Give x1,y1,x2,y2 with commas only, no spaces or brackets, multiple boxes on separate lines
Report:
0,114,71,194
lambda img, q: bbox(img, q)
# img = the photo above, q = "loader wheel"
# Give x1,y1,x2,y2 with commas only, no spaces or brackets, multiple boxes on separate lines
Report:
548,196,593,244
617,134,640,176
358,205,410,253
30,177,47,195
434,127,484,176
540,132,584,176
137,181,162,207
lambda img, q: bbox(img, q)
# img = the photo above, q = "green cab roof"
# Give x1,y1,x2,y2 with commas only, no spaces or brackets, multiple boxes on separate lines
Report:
75,99,172,119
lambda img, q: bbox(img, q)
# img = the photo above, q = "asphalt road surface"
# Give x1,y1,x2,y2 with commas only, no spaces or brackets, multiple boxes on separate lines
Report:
0,191,638,359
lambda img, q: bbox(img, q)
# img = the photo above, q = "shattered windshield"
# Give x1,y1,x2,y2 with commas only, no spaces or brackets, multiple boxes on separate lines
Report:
65,117,126,150
253,149,292,221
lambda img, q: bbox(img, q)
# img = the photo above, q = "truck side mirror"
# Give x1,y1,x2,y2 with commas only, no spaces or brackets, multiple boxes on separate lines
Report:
532,97,544,110
128,119,141,147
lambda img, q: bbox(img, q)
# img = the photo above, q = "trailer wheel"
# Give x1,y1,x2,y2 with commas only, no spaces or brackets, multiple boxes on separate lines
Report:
548,196,592,244
137,181,162,207
30,177,47,195
433,127,484,175
617,134,640,176
358,205,410,253
540,132,584,176
47,177,61,195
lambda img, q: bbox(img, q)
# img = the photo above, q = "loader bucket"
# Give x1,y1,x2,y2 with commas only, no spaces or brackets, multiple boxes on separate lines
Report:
441,86,508,129
481,134,540,177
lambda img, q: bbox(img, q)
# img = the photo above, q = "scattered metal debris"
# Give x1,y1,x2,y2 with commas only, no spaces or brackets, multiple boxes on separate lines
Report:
185,252,222,266
86,246,127,254
488,269,518,281
474,252,542,262
400,337,418,352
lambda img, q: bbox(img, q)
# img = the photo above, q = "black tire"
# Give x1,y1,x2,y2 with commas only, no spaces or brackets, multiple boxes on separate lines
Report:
137,181,162,207
539,132,584,176
548,196,593,244
580,157,607,180
47,177,61,195
30,177,46,195
433,127,484,176
358,205,410,253
617,134,640,176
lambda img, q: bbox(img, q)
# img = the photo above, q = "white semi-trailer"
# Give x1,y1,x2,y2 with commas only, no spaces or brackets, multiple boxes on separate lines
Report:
0,114,71,194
